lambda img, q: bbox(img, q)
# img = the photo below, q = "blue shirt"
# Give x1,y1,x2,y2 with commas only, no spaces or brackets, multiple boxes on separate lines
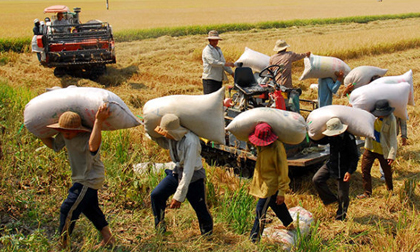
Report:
318,77,342,107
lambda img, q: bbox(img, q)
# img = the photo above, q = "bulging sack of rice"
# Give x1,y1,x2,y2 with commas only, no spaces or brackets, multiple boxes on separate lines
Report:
350,82,410,120
31,35,43,53
143,87,225,144
225,107,307,145
263,206,313,251
306,105,376,141
24,86,141,138
369,70,414,106
234,47,270,73
343,66,388,89
299,54,351,81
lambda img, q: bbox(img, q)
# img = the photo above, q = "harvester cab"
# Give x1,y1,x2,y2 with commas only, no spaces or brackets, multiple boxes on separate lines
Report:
33,5,116,79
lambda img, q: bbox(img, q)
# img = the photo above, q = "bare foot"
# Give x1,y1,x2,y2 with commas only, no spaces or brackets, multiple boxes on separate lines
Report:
93,226,115,249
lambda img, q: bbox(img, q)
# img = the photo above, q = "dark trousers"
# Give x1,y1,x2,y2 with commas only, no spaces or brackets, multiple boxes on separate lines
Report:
59,183,108,242
361,149,393,195
312,163,349,216
249,191,293,242
150,169,213,235
202,79,222,94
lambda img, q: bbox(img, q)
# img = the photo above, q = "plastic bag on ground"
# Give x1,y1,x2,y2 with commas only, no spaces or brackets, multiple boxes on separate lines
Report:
133,162,176,175
262,206,314,251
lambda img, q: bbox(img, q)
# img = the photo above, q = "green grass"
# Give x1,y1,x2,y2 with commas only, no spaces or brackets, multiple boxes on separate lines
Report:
2,13,420,53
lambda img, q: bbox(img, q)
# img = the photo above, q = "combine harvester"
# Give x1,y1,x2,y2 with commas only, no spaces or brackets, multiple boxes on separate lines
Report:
33,5,116,79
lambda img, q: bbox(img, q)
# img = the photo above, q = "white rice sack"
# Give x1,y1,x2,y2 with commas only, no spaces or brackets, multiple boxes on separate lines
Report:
306,105,376,141
263,206,313,251
349,82,410,120
143,87,225,144
133,162,176,175
225,107,307,145
31,35,43,53
299,54,351,81
288,206,314,229
263,227,295,251
234,47,270,73
343,66,387,89
369,70,414,106
24,86,141,138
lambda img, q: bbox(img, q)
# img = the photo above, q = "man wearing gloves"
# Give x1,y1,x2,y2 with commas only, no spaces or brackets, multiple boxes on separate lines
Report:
150,114,213,235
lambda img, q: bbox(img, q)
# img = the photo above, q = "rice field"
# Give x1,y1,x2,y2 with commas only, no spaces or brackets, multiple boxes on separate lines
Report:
1,0,420,251
1,0,420,38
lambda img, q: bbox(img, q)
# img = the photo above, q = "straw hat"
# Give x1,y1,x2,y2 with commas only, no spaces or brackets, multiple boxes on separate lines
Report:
273,39,290,52
370,99,395,117
322,118,348,136
207,30,222,40
154,114,188,141
248,122,278,146
47,111,91,132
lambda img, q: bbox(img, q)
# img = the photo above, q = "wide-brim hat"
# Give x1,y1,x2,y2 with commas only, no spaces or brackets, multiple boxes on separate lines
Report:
371,99,395,117
322,117,348,136
207,30,222,40
273,39,290,52
248,122,278,146
47,111,91,132
154,114,188,141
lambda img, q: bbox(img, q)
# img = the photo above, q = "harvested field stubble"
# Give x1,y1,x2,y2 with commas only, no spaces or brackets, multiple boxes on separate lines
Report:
1,15,420,252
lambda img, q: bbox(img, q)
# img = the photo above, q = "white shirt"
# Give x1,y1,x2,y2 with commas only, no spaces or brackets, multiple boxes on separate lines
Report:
202,44,233,82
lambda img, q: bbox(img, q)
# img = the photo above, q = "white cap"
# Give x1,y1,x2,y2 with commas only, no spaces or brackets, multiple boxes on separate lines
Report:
34,18,40,24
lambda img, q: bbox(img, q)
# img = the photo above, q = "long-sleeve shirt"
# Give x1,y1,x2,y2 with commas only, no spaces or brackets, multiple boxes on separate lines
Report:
154,131,205,202
317,77,342,107
396,117,407,139
202,44,233,82
365,114,398,160
33,25,42,35
249,140,290,198
269,51,307,88
315,132,359,179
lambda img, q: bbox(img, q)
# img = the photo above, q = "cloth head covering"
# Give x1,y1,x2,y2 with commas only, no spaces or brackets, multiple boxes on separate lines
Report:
371,99,395,117
248,122,278,146
273,39,290,52
207,30,222,40
155,114,188,141
47,111,91,132
322,117,348,136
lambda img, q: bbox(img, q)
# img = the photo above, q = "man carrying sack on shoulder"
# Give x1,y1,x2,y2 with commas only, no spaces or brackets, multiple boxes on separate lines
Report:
150,114,213,236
